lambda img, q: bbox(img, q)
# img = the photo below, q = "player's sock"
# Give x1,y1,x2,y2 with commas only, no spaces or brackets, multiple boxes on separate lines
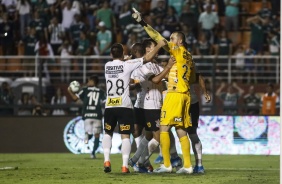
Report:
134,134,144,149
148,138,159,155
92,137,100,155
189,134,203,166
179,135,192,168
159,145,162,156
131,137,149,163
121,138,131,167
160,132,170,168
102,134,112,162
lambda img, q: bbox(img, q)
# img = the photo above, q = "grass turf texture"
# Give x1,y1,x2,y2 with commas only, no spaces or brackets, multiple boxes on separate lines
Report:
0,153,279,184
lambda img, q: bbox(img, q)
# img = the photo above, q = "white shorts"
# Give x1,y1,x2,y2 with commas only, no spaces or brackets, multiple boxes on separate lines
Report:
84,119,102,134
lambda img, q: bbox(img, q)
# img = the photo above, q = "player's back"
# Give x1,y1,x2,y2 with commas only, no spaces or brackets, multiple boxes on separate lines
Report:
105,58,143,109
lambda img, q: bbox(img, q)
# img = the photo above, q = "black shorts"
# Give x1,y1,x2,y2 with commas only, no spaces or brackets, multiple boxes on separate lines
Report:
144,109,161,131
187,102,200,134
104,107,134,134
134,107,146,128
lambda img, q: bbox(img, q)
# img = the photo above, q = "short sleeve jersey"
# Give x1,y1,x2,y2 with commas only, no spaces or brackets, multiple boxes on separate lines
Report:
167,43,193,93
77,86,106,120
105,58,143,108
131,62,164,109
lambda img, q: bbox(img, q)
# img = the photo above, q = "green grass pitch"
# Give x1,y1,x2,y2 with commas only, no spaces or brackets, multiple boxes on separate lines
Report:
0,153,279,184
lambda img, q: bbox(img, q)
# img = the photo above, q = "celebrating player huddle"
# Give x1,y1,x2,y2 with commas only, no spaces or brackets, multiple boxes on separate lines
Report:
69,8,211,174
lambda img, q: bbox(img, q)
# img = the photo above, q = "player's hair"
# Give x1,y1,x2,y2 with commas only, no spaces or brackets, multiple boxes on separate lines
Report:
111,43,124,58
142,38,157,49
89,75,99,85
174,31,188,48
131,42,145,58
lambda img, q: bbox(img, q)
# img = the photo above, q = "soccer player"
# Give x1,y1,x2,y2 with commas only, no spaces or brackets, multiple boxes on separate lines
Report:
132,9,195,174
129,39,181,172
67,75,106,159
102,41,166,173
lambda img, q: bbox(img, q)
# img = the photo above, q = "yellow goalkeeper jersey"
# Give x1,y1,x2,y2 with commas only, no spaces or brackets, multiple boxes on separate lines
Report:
167,42,195,93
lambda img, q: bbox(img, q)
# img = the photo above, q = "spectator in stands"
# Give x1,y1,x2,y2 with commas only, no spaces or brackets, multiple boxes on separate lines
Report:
76,30,90,71
202,0,217,12
47,2,62,24
61,0,79,32
34,35,54,81
0,82,14,115
168,0,184,16
179,4,197,36
34,0,49,22
153,17,166,36
243,85,261,115
118,2,132,41
126,32,139,53
216,81,244,115
224,0,239,32
51,87,67,115
70,14,87,53
96,21,112,56
16,0,31,39
244,48,257,84
150,0,167,19
246,15,265,55
1,0,17,20
163,6,180,34
20,27,37,77
18,92,32,116
48,17,65,55
214,30,233,75
96,1,116,32
198,3,219,44
258,1,272,20
182,24,197,54
234,44,245,82
0,13,15,55
261,83,279,115
58,40,72,82
28,10,48,40
196,32,212,76
110,0,128,17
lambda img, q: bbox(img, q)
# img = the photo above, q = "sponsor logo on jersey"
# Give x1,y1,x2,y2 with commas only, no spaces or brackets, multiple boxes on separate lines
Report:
105,123,111,130
106,65,123,74
120,124,130,131
174,117,182,122
107,97,122,106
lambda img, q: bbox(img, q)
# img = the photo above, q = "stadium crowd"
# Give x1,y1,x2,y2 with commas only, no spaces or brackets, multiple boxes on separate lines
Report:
0,0,280,116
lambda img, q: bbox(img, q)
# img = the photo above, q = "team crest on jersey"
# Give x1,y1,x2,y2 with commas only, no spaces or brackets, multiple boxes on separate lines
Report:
120,124,130,131
147,122,151,128
172,46,179,50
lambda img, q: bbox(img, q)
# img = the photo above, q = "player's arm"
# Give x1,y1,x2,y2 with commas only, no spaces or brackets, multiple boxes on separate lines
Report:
143,39,167,63
132,8,170,52
149,56,175,84
67,87,79,101
198,74,211,103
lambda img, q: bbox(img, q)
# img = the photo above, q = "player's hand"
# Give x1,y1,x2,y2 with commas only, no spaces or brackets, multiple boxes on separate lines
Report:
166,56,176,68
204,92,211,103
132,8,142,22
124,55,132,60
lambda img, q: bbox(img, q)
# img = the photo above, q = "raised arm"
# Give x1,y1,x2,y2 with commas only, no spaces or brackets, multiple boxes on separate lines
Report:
143,39,167,63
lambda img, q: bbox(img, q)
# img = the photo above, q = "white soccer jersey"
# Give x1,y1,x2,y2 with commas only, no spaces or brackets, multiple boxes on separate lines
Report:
105,58,143,109
131,62,164,109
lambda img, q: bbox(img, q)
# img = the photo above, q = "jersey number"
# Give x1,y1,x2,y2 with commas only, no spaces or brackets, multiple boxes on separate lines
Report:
87,91,100,106
182,64,188,81
107,79,124,96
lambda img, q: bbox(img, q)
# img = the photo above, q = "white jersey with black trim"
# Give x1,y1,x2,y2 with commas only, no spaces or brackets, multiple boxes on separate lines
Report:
131,62,164,109
105,58,143,109
190,84,199,104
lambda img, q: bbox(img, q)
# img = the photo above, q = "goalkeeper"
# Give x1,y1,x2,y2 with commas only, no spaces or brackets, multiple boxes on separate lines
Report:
132,8,195,173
